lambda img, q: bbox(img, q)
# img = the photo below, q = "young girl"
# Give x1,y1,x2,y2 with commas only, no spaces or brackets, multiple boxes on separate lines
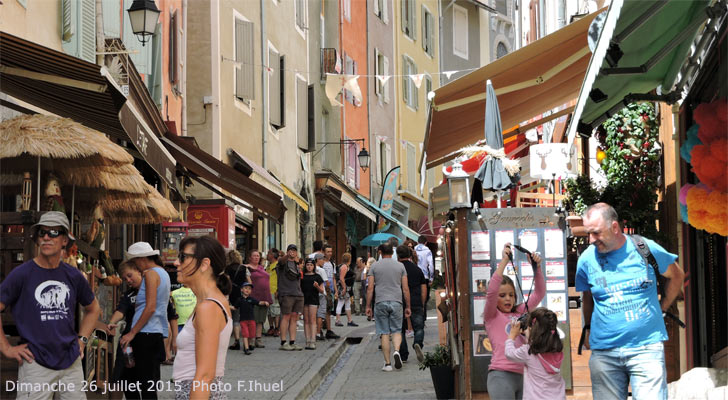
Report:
301,258,324,349
484,244,545,399
505,308,566,400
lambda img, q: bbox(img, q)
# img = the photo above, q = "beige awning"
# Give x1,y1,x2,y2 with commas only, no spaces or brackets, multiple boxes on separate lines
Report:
424,10,602,169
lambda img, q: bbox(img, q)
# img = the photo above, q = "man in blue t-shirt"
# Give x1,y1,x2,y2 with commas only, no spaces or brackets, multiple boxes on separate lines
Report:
576,203,684,400
0,212,101,399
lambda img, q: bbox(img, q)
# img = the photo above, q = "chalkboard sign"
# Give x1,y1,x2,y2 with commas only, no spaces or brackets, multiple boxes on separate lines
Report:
466,207,572,392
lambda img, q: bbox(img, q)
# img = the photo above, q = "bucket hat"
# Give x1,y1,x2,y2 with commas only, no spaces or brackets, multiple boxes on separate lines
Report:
286,244,298,252
125,241,160,260
33,211,75,241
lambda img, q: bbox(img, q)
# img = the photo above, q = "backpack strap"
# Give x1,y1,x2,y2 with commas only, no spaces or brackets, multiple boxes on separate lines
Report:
629,235,685,328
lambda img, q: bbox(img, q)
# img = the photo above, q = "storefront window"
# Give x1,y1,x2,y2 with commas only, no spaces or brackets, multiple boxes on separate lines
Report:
267,219,281,251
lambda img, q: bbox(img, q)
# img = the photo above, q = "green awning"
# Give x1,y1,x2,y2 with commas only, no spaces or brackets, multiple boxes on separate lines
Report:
567,0,725,142
355,195,420,241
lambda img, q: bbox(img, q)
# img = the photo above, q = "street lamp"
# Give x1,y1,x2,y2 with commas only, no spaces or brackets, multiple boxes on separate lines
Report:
314,139,371,172
127,0,160,47
447,161,471,209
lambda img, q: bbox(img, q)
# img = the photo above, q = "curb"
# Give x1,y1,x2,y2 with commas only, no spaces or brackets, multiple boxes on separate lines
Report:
281,338,349,400
318,334,373,398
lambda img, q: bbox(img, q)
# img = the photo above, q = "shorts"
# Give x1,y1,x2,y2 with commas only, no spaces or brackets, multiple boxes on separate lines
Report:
268,299,281,317
254,305,269,324
231,308,241,323
280,295,304,315
317,293,328,319
18,357,85,399
374,301,403,335
240,320,256,338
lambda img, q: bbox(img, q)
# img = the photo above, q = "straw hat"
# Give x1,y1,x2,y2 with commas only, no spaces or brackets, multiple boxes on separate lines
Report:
125,242,160,260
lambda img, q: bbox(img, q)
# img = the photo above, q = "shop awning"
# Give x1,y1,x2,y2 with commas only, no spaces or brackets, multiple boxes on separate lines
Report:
340,192,377,222
0,32,176,187
162,134,286,223
355,195,420,241
423,10,602,169
227,149,284,198
566,0,725,143
280,182,310,212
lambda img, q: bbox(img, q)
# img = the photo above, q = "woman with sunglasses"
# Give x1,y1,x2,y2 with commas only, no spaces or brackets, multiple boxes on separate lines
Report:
173,236,232,400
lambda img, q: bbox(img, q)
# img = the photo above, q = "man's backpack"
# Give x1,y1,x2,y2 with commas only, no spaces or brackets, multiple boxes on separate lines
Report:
628,235,684,328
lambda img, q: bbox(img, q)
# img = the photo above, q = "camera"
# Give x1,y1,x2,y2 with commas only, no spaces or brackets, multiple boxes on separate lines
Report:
516,313,529,331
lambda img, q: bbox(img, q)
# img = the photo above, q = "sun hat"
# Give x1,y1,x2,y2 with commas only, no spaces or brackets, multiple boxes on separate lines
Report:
286,244,298,252
125,242,160,260
313,253,325,260
33,211,75,240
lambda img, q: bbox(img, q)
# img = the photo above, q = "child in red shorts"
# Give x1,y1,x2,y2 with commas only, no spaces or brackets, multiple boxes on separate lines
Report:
235,282,269,354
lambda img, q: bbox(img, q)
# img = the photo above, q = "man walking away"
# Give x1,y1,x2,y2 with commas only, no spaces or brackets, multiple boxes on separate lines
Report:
414,236,434,319
577,203,684,400
0,212,101,399
321,244,340,339
396,245,427,363
276,245,305,351
366,243,411,371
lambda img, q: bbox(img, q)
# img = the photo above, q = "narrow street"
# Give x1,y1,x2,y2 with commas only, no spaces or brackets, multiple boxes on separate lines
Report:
158,315,439,399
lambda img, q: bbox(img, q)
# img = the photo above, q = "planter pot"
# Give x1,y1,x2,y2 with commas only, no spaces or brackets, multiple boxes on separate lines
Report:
429,365,455,400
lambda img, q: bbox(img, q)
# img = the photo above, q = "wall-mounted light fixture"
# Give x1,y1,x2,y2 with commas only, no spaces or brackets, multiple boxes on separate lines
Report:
314,139,370,172
127,0,160,46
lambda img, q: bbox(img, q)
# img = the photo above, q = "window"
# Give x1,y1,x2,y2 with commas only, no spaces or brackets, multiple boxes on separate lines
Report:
496,42,509,59
235,18,255,101
379,140,392,184
269,47,285,128
453,5,468,59
407,142,417,192
344,54,353,103
343,0,351,22
495,0,508,15
422,6,434,57
424,74,432,108
374,0,388,24
374,49,389,103
402,56,418,110
295,0,307,31
346,138,360,189
401,0,416,40
169,10,179,86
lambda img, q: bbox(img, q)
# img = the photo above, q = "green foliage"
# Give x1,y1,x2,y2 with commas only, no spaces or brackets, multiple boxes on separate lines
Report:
418,345,451,370
565,102,662,236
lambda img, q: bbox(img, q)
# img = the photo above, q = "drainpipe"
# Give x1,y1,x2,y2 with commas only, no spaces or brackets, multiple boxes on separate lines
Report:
182,0,188,136
261,0,268,167
95,0,105,66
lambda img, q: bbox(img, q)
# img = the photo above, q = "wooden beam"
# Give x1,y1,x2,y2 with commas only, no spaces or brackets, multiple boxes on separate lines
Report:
0,65,108,93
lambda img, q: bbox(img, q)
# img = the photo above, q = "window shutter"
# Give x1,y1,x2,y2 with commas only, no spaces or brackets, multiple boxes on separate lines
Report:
382,0,389,24
374,48,380,97
236,19,255,100
374,0,380,18
402,56,408,106
297,78,308,151
385,143,392,173
269,48,282,127
410,0,417,40
61,0,75,42
101,0,120,38
279,55,286,127
383,56,390,103
414,64,419,110
150,25,163,107
401,0,407,33
169,11,177,84
376,139,383,184
307,84,315,151
407,143,416,191
421,6,426,51
79,0,96,63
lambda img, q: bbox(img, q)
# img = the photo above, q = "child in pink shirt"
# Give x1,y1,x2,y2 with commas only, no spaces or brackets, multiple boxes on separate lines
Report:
483,244,545,399
505,308,566,400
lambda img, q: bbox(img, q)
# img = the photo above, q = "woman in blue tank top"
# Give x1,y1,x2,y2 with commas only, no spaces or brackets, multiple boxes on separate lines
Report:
120,242,171,400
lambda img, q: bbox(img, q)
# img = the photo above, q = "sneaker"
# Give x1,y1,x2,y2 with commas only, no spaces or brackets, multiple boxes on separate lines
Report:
382,363,393,372
305,343,315,350
325,331,340,339
311,342,316,350
297,320,304,327
406,330,414,338
255,339,265,348
279,343,294,351
248,345,255,351
393,351,403,370
316,334,326,341
228,342,240,350
414,343,424,363
347,321,359,327
335,321,344,327
291,343,303,351
243,349,252,355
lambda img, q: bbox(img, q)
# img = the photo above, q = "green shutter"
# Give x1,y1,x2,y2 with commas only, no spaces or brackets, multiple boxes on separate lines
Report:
79,0,96,63
60,0,75,42
149,24,163,108
102,0,120,38
401,0,407,33
410,0,417,40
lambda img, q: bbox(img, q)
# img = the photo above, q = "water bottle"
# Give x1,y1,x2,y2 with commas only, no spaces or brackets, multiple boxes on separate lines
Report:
123,346,135,368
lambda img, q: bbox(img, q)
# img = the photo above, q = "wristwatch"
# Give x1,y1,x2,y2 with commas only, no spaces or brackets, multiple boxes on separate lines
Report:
78,335,89,345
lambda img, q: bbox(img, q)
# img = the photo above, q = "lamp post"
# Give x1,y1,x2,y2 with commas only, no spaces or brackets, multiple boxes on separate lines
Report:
314,139,371,172
447,161,471,209
127,0,160,46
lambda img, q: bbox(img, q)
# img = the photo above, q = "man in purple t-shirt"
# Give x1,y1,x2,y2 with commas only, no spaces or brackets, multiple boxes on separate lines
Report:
0,212,101,399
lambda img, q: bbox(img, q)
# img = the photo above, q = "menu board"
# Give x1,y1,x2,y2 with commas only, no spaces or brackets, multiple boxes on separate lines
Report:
466,208,572,392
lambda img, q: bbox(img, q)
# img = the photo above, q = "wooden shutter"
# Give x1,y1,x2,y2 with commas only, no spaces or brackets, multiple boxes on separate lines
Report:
410,0,417,40
374,48,381,97
307,85,315,151
401,0,407,34
79,0,96,63
61,0,74,42
236,19,255,100
374,0,380,18
383,56,390,103
279,55,286,127
413,61,419,110
407,143,416,191
355,141,360,189
269,48,281,126
150,24,163,107
402,56,409,106
297,78,308,151
376,139,383,184
169,11,178,84
421,6,426,51
382,0,389,24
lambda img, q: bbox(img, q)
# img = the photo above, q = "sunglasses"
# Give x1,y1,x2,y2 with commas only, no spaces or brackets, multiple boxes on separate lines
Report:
37,228,66,238
178,252,196,263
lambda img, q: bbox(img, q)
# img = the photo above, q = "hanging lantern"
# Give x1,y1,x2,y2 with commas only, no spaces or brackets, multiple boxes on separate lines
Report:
596,148,607,164
21,172,32,211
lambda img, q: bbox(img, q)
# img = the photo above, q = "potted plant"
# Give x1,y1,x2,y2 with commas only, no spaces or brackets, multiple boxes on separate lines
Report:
419,345,454,399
